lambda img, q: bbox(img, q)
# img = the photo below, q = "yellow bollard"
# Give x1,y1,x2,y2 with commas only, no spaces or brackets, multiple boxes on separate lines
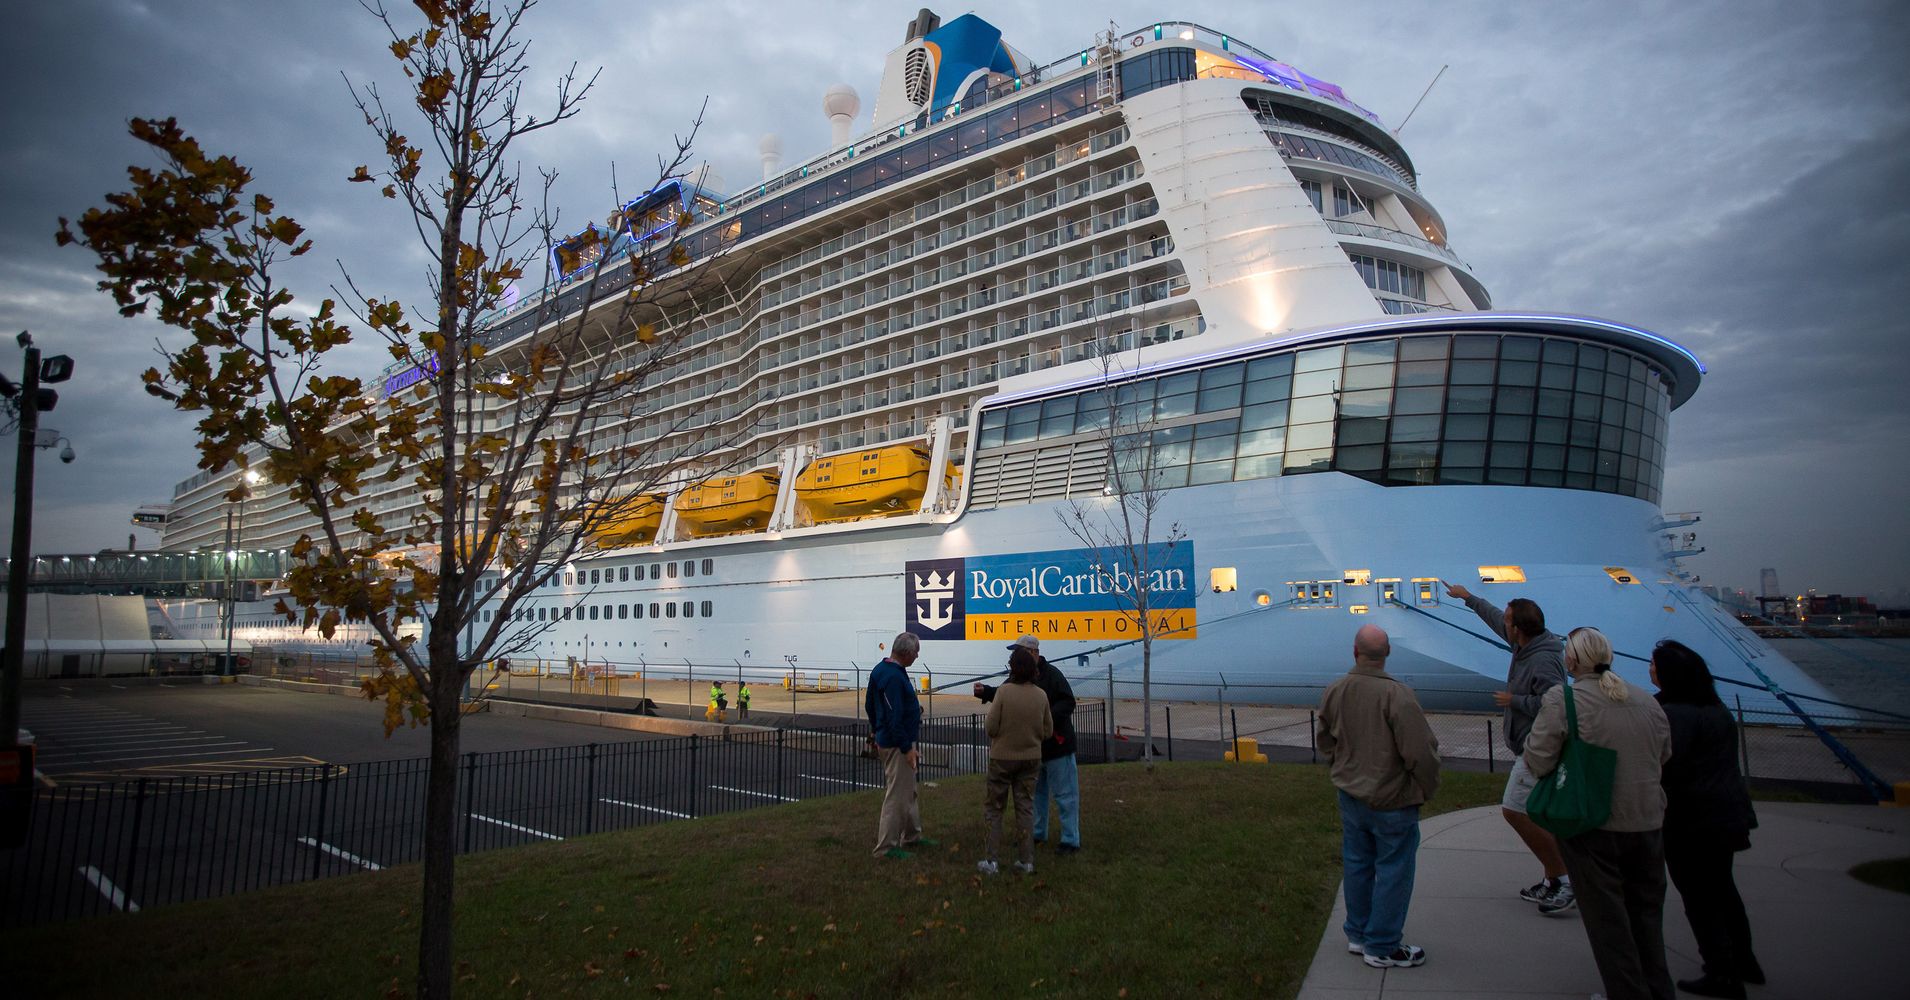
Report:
1223,737,1269,764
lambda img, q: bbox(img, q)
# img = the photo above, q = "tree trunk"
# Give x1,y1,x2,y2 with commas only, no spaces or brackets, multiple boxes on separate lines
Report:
1141,639,1154,770
417,652,466,998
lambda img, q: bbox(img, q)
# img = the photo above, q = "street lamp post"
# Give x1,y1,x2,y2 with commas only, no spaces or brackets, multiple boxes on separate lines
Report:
2,333,74,848
222,469,261,675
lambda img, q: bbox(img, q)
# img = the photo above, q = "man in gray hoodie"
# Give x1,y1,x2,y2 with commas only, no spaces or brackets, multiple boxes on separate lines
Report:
1445,581,1573,914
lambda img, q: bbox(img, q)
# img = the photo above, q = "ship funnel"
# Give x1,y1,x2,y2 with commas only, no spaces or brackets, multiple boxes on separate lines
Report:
905,9,941,41
824,83,860,148
759,133,784,181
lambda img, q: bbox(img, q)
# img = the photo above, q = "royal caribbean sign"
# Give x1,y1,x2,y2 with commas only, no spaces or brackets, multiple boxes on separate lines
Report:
905,543,1197,643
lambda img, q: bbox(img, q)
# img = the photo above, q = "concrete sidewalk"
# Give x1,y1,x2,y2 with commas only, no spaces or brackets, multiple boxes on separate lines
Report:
1298,803,1910,999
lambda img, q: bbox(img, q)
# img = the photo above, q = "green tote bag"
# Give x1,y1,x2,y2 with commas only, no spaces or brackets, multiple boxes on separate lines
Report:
1525,683,1617,839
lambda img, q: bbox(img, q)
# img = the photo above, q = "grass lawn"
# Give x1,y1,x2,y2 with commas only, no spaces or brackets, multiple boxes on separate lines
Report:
6,762,1505,999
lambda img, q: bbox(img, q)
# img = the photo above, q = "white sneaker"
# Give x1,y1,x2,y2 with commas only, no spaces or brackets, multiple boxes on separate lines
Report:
1012,861,1035,875
1346,940,1364,955
1361,945,1426,969
975,860,999,875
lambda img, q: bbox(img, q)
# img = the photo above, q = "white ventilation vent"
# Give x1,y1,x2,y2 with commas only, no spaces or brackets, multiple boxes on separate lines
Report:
904,48,931,108
967,440,1108,511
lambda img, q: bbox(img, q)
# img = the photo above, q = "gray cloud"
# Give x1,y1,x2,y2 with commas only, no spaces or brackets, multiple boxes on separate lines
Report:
2,0,1906,599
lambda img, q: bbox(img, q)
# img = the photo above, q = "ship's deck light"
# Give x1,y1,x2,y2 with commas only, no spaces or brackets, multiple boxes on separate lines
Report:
1478,565,1526,583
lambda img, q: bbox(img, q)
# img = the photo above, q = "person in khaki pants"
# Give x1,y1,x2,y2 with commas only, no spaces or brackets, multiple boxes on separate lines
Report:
977,647,1052,875
866,632,936,858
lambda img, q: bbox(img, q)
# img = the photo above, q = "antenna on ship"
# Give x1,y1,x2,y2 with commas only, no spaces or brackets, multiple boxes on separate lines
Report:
1393,63,1448,136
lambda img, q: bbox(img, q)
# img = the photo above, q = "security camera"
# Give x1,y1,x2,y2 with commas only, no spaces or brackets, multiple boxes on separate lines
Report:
59,445,75,464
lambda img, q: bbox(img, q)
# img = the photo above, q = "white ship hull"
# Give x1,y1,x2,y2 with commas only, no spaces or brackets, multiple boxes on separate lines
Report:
174,471,1823,714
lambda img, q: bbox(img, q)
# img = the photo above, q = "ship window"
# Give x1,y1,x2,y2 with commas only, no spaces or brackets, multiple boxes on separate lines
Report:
564,572,573,585
1210,567,1238,593
667,563,678,579
651,564,662,580
684,560,696,578
620,567,630,582
682,601,695,618
564,607,574,620
1039,396,1076,437
702,559,713,575
1005,404,1040,445
666,603,676,619
537,607,547,621
618,605,628,620
701,601,713,617
589,606,598,620
1299,179,1323,213
988,106,1019,143
590,570,600,584
1247,354,1295,381
650,602,660,618
634,604,644,620
1479,565,1527,584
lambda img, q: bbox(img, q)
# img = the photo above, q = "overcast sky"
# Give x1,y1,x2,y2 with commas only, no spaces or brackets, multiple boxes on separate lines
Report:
1,0,1906,601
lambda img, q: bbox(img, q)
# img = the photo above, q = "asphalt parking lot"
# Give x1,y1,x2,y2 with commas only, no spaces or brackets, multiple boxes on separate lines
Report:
23,680,661,780
6,680,916,926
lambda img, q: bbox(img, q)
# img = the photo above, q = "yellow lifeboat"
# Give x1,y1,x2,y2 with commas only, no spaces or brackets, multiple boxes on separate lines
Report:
795,446,952,524
586,493,666,549
673,470,781,536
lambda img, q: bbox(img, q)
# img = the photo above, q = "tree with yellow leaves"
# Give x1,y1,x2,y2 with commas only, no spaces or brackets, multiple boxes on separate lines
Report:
59,2,749,995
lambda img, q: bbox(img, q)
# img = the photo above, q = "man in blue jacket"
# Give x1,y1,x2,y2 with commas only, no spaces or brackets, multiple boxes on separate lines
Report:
867,631,932,858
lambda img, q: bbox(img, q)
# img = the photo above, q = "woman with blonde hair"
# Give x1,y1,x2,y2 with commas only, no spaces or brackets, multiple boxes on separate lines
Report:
1524,627,1674,1000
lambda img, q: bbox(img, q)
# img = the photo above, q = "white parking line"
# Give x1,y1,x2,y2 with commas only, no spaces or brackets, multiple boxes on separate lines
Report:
47,745,270,767
800,774,880,788
41,722,193,733
709,784,799,802
600,797,692,819
37,729,205,744
469,813,563,841
296,836,383,870
42,740,254,761
78,865,140,912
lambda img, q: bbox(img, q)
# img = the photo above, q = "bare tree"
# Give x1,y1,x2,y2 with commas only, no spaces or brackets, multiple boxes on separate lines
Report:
1055,326,1190,768
59,2,751,994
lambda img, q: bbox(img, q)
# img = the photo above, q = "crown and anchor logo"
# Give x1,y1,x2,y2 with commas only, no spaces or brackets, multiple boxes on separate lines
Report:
907,560,963,633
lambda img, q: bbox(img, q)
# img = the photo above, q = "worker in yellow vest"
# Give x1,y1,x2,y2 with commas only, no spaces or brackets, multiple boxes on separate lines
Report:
737,682,752,720
707,680,727,722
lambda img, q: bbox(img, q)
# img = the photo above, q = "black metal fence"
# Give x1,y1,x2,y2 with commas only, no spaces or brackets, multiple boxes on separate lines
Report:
2,706,1107,927
1147,702,1909,791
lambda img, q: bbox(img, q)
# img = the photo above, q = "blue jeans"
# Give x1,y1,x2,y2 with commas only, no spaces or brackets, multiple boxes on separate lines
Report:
1337,790,1421,956
1032,754,1080,847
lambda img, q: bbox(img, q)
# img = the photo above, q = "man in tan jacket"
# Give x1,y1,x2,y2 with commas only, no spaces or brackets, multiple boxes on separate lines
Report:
1317,624,1442,969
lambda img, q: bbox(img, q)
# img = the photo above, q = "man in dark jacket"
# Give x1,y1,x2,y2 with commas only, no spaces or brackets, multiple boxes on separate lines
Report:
1445,581,1572,913
975,635,1081,853
867,632,932,858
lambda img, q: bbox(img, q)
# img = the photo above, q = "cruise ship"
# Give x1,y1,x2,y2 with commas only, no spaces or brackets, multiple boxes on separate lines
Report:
154,13,1827,710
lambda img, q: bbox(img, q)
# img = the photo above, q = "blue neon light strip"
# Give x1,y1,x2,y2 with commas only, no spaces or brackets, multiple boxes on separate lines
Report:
981,311,1708,409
